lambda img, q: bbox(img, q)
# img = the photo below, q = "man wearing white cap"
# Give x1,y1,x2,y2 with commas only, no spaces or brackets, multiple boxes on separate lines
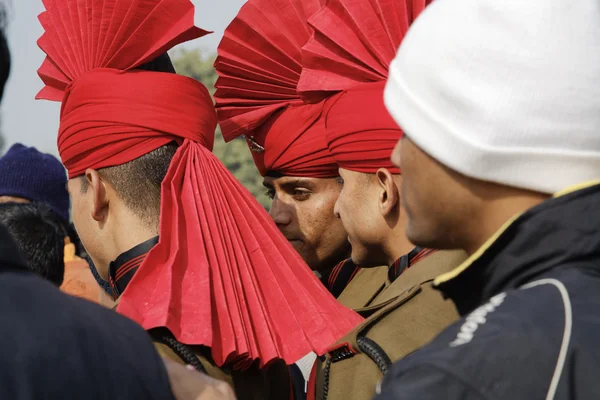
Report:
378,0,600,398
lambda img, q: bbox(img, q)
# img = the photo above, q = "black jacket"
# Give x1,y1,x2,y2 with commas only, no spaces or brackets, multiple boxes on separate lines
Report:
0,225,175,399
376,182,600,400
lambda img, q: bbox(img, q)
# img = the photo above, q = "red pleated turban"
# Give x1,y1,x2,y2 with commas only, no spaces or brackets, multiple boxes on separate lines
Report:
245,102,338,178
324,82,401,174
214,0,339,178
297,0,432,175
59,69,216,178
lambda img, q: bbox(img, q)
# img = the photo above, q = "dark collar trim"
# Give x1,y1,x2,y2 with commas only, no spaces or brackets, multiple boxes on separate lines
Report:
389,247,437,282
109,236,159,298
325,259,360,298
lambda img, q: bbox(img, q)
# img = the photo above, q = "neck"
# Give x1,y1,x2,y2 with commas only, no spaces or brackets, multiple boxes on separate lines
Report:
383,212,415,266
112,225,157,259
463,189,550,256
96,208,158,279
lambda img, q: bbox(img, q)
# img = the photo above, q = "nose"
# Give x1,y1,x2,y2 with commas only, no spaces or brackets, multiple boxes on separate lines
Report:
391,138,402,168
269,199,293,227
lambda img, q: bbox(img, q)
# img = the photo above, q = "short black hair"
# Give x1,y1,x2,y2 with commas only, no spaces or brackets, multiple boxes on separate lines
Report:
135,52,175,74
81,142,179,229
0,202,69,286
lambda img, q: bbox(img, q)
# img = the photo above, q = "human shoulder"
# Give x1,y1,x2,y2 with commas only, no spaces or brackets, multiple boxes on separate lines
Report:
376,362,489,400
380,284,570,400
0,271,174,399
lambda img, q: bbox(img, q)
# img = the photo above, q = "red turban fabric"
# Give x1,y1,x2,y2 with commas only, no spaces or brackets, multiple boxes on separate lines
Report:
298,0,433,174
247,103,338,177
214,0,339,178
37,0,362,368
324,82,401,174
58,69,215,177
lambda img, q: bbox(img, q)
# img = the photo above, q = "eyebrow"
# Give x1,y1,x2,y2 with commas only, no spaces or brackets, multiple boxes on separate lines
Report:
282,178,315,190
263,177,317,190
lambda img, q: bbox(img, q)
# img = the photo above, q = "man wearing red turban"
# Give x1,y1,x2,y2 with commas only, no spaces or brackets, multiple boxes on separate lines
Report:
36,0,363,398
214,0,388,306
292,0,468,399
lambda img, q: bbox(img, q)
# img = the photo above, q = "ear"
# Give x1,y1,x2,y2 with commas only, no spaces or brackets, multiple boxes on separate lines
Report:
376,168,400,217
85,169,109,222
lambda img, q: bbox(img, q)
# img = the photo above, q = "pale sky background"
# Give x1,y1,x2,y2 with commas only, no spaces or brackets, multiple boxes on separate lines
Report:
3,0,245,156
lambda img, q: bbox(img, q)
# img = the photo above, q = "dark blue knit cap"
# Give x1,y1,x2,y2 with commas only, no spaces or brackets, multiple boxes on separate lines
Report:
0,144,69,222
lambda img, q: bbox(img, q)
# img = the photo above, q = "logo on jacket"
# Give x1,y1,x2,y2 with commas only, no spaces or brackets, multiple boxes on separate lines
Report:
450,292,507,347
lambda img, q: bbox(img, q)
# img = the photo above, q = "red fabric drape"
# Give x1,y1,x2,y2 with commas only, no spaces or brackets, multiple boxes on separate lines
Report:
37,0,363,368
119,135,362,366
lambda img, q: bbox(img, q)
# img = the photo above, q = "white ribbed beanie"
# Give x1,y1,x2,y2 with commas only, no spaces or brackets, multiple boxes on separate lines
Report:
384,0,600,194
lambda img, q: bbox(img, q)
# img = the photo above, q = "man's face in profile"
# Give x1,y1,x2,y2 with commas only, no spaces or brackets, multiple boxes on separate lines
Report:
263,174,350,272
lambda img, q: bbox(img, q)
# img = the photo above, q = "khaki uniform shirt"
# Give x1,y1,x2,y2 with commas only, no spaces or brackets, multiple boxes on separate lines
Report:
312,250,467,400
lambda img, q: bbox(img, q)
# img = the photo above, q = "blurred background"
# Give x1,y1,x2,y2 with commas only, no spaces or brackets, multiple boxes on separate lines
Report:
3,0,270,207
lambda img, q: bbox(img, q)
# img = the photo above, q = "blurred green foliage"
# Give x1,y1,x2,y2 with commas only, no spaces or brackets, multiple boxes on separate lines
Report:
171,48,270,209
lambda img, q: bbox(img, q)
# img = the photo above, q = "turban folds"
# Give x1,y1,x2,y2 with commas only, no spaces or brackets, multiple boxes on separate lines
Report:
297,0,433,174
324,82,401,174
215,0,339,178
249,102,338,177
37,0,362,368
59,69,215,177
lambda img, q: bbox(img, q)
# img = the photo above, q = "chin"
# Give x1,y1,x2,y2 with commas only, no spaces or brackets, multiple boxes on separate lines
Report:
406,224,444,250
405,218,427,245
405,230,429,248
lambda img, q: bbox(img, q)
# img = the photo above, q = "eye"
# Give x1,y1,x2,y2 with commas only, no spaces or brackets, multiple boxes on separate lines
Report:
265,189,276,200
336,177,344,185
293,188,311,201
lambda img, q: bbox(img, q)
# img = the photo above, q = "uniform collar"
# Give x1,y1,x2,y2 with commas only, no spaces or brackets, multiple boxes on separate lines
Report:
323,248,437,297
435,181,600,316
323,258,360,298
388,247,437,282
108,236,158,299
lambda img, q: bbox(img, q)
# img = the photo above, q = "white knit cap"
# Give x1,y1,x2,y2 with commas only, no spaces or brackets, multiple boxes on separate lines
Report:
384,0,600,194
